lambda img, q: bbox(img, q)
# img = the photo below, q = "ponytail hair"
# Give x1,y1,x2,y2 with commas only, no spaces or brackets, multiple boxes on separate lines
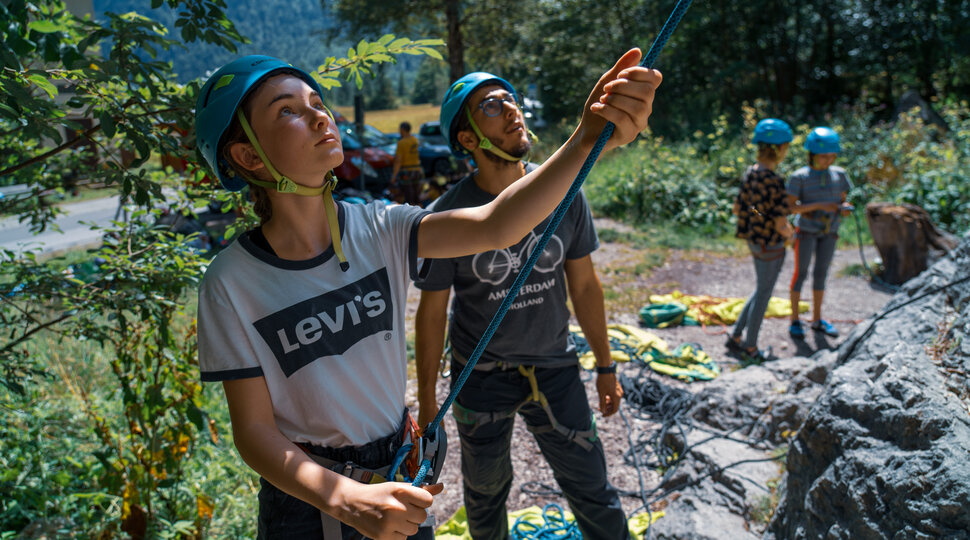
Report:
757,142,784,163
218,100,273,224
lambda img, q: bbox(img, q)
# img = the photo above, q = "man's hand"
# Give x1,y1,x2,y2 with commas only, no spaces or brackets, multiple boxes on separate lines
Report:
595,372,623,417
818,202,841,212
338,481,443,540
579,48,662,152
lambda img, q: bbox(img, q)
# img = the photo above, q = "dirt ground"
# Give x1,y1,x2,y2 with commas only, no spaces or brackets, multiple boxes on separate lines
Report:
402,217,895,530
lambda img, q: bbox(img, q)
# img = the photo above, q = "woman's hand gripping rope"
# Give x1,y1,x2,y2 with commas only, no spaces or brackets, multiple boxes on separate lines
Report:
338,481,443,540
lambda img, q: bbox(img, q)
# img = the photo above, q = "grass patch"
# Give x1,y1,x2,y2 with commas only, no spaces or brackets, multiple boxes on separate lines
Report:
334,103,441,133
837,209,873,249
837,263,868,278
749,445,789,529
640,223,742,254
1,289,258,538
592,228,668,317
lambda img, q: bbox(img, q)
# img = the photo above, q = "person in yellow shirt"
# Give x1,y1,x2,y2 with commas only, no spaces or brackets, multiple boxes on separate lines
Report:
391,121,425,205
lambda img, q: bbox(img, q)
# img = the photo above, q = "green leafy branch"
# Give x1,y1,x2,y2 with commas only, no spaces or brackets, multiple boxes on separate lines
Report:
314,34,444,90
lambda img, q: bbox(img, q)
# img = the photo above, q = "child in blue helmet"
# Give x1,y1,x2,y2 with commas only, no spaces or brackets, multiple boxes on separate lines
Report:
193,50,661,538
786,127,853,339
727,118,795,364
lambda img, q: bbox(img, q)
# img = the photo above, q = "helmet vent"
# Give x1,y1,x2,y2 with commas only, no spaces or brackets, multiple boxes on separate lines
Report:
201,74,234,108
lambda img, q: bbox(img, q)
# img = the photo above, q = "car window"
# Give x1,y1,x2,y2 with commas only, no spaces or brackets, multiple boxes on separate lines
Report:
419,123,441,137
341,129,362,150
341,125,389,148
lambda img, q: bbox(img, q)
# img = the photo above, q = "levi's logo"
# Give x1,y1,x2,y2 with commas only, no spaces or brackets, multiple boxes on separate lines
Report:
252,269,393,377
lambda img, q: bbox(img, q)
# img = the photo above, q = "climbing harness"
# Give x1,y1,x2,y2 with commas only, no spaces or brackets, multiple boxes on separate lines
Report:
449,359,598,450
297,411,446,535
648,290,805,326
413,0,694,486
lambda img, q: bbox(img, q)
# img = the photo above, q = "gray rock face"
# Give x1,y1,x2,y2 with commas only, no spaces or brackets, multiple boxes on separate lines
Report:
767,235,970,539
645,354,837,539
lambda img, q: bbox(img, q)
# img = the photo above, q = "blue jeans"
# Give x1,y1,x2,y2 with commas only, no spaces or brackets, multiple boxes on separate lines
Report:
732,241,786,349
452,359,630,540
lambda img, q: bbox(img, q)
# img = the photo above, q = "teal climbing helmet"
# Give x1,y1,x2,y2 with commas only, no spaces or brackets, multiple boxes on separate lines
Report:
804,126,841,154
752,118,793,145
195,55,326,191
440,72,517,158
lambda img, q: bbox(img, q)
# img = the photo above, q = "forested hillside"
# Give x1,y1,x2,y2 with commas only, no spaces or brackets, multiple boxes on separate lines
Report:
95,0,436,107
90,0,970,136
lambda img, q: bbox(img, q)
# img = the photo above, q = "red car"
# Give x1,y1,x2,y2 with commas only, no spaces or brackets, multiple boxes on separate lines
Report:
330,110,394,190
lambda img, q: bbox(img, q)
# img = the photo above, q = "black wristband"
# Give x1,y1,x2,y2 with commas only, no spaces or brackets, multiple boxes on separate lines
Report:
595,362,617,374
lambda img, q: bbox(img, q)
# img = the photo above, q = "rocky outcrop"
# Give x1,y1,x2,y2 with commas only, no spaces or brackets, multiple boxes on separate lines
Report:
644,354,838,539
767,235,970,539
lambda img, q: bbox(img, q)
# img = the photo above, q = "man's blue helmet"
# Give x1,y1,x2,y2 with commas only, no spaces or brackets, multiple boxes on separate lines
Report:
195,55,325,191
440,72,517,158
804,126,841,154
752,118,793,145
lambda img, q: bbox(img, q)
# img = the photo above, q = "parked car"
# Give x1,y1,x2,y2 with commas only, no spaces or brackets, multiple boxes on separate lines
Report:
521,97,547,129
349,121,463,181
416,121,464,179
332,129,394,190
418,121,448,147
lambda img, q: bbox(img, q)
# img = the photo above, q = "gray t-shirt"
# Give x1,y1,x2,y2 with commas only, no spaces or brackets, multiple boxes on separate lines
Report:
197,201,428,447
416,166,599,367
787,165,852,234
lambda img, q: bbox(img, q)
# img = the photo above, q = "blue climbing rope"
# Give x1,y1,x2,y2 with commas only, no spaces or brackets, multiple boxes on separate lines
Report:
413,0,694,486
511,504,583,539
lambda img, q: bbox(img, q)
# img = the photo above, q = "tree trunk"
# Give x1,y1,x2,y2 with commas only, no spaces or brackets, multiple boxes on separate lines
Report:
445,0,463,82
865,202,959,285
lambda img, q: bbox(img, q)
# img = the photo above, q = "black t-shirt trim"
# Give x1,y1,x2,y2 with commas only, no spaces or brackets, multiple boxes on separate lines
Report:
200,366,264,382
238,202,346,270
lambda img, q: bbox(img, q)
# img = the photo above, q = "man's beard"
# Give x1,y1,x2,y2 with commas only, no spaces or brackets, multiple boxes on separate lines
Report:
480,136,532,166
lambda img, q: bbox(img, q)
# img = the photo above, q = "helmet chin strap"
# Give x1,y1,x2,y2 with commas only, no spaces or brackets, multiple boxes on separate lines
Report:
464,108,538,163
236,109,349,271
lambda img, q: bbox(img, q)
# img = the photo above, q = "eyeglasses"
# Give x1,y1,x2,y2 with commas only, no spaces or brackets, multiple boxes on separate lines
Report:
476,95,518,117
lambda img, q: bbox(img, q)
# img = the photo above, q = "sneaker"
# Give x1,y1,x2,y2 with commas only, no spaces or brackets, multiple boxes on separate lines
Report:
789,321,805,339
741,346,772,366
725,336,745,354
811,319,839,337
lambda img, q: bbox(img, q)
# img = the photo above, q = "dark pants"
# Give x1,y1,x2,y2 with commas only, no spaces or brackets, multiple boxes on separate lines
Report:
452,359,629,540
257,412,434,539
398,169,424,206
790,230,838,292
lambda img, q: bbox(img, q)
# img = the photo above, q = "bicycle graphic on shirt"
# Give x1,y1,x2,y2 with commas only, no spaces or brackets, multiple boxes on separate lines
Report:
472,230,564,285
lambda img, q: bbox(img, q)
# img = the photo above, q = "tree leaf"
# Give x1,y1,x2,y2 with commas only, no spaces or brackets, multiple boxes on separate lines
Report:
27,73,58,98
28,20,65,34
